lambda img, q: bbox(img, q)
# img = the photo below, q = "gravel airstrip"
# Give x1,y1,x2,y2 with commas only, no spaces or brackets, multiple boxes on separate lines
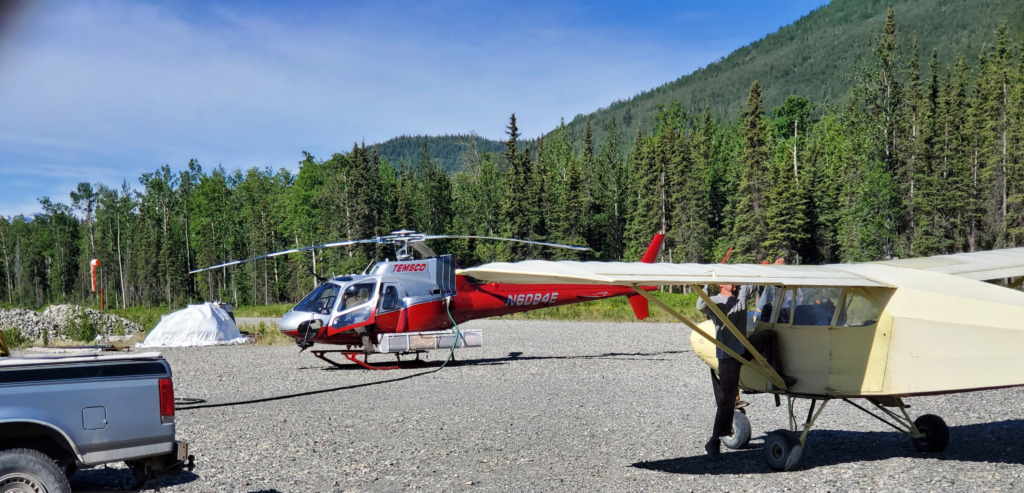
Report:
69,319,1024,492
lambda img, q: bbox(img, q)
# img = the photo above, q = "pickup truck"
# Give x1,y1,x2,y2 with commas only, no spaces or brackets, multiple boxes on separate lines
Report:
0,351,194,492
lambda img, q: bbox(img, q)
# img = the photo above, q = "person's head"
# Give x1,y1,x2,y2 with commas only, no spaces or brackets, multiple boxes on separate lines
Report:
718,284,737,297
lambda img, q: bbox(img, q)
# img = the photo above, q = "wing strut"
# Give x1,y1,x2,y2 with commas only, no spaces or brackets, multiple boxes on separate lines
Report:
631,286,787,390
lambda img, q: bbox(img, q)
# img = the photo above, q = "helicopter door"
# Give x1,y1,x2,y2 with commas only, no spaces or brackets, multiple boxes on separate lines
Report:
327,281,378,336
375,283,403,332
379,284,401,313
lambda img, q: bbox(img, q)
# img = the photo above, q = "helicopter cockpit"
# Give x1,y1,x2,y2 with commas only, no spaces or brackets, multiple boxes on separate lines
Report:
282,275,380,338
331,279,378,329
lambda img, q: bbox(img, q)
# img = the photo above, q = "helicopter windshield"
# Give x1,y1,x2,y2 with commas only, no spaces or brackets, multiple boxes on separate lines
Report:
331,281,378,328
294,282,342,315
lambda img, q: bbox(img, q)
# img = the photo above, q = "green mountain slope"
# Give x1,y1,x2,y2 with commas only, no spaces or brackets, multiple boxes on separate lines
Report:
566,0,1024,147
374,0,1021,169
370,134,509,172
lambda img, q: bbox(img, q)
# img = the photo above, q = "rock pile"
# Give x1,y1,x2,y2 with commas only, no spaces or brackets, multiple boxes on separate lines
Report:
0,305,143,343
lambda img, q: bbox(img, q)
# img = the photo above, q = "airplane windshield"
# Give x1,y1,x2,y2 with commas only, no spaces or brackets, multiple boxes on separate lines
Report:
294,283,342,315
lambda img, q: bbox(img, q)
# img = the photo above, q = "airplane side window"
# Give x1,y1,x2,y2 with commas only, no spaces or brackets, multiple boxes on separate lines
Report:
776,289,794,324
754,286,780,324
838,293,882,327
793,287,842,326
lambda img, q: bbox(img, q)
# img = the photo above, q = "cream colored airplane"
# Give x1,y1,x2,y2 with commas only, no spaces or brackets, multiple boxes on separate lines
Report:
459,247,1024,471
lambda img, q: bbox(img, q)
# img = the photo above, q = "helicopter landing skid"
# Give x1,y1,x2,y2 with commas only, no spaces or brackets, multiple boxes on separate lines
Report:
311,350,434,370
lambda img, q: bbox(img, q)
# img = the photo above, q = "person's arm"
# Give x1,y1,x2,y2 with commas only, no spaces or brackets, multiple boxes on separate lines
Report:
695,285,711,317
740,284,757,303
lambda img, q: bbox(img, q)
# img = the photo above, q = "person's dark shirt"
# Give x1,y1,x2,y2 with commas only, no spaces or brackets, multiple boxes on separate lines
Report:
695,285,755,359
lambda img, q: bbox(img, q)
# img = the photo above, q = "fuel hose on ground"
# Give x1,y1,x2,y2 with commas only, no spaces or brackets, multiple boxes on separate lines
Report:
176,296,463,411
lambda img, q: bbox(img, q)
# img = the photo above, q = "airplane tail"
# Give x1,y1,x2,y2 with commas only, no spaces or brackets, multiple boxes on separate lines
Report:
628,233,666,320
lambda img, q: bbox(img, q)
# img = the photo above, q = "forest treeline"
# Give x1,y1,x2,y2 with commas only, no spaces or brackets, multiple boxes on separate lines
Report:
371,134,510,173
1,10,1022,310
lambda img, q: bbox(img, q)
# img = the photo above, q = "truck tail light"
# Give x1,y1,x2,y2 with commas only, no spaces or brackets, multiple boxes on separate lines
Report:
159,378,175,420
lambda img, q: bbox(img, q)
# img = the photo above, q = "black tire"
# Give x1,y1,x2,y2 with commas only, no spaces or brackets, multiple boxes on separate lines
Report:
763,429,803,471
0,448,72,493
912,414,949,453
722,411,751,449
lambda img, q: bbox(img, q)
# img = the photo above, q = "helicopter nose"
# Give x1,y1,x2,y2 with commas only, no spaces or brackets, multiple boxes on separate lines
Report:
278,311,303,334
279,310,328,338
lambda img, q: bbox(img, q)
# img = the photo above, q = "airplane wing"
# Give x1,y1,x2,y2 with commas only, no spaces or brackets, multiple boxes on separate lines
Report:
873,247,1024,281
458,261,891,287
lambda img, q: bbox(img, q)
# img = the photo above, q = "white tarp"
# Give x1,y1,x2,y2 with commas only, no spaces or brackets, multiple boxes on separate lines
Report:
138,303,250,347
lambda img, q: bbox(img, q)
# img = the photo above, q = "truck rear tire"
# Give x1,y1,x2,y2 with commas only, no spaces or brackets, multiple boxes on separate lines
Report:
0,448,72,493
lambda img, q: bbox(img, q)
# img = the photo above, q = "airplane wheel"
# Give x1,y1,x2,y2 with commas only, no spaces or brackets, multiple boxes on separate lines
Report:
723,411,751,449
763,430,803,471
911,414,949,453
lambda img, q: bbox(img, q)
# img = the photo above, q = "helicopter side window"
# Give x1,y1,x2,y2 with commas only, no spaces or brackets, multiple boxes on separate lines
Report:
380,285,399,311
294,283,341,315
339,282,375,311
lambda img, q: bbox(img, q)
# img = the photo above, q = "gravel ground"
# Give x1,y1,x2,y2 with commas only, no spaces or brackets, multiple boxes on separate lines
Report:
70,319,1024,492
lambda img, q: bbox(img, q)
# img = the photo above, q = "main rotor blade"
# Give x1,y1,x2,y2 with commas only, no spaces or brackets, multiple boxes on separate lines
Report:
412,241,438,258
189,239,381,274
422,235,591,251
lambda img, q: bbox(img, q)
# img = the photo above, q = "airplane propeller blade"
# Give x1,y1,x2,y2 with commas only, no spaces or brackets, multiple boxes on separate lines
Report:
189,238,382,274
422,235,591,251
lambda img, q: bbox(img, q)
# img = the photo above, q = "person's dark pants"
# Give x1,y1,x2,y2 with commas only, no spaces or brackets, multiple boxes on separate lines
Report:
710,329,785,438
711,358,742,438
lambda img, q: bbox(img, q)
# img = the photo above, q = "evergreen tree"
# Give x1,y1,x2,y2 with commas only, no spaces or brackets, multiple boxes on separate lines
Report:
595,118,626,260
395,159,418,231
911,47,945,256
498,114,532,261
623,129,660,261
1004,35,1024,246
731,81,771,263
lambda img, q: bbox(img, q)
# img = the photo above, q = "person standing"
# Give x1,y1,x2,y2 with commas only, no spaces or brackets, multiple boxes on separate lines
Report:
696,258,796,461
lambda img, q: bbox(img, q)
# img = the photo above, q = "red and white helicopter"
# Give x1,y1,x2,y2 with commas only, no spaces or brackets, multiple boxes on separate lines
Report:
190,231,665,368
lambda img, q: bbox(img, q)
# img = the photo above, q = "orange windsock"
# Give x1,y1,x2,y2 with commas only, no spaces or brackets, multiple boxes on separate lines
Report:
90,259,100,292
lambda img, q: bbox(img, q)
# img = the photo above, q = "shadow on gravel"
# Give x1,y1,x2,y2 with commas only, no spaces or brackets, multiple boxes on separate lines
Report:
460,349,692,366
632,419,1024,475
297,350,692,371
70,467,198,491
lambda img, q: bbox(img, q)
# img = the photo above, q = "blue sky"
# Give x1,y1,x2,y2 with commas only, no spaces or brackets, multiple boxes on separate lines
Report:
0,0,826,216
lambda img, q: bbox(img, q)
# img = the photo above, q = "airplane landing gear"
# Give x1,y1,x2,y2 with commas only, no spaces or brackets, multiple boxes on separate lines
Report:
762,395,949,471
763,396,830,471
842,397,949,453
723,411,751,450
763,429,803,471
911,414,950,453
